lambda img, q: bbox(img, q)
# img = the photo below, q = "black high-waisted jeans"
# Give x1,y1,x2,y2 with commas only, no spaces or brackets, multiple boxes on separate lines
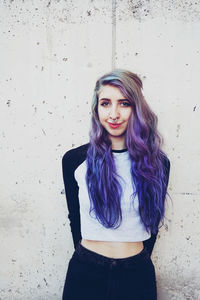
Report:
62,240,157,300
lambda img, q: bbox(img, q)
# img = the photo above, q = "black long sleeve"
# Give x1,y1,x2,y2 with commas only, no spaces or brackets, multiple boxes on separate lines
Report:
62,143,89,249
143,233,158,257
62,151,81,248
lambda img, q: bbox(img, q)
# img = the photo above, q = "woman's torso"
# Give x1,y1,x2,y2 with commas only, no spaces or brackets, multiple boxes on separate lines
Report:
81,239,144,258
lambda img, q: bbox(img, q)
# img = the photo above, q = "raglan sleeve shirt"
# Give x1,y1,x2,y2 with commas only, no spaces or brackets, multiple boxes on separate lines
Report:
62,145,171,256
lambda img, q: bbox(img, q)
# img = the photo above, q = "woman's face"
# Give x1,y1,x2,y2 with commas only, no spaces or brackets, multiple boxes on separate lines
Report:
97,85,133,142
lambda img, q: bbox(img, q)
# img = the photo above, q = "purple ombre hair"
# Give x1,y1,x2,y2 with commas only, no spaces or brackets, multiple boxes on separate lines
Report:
86,69,170,234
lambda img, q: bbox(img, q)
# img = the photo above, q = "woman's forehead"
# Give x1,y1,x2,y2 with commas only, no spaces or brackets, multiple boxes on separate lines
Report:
98,84,126,99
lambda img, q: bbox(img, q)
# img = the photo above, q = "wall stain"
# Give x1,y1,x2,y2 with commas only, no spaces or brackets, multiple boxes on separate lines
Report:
87,10,91,16
176,124,180,138
42,129,46,135
43,278,48,286
6,100,11,107
61,189,65,195
124,0,200,22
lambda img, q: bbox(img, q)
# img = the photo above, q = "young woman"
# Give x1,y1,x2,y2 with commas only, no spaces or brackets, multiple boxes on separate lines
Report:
62,69,170,300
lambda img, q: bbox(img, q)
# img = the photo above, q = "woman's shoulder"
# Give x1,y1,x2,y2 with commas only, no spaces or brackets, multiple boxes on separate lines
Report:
62,142,90,168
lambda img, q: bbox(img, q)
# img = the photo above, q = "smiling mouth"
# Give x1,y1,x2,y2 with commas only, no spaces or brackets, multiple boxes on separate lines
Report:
108,122,122,129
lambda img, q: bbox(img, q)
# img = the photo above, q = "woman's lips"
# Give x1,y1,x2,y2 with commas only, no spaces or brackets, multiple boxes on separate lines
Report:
108,122,122,129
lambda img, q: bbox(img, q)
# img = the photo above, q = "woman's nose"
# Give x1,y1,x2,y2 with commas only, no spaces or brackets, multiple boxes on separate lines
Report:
109,105,120,119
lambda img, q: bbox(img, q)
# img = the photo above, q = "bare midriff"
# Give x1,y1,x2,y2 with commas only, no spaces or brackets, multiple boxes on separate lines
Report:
81,239,144,259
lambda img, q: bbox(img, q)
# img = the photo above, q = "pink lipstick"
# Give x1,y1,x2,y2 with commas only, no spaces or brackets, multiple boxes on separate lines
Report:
108,122,122,129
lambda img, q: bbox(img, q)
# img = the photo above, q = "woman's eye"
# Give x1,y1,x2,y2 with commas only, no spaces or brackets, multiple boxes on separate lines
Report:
101,102,109,106
121,102,130,106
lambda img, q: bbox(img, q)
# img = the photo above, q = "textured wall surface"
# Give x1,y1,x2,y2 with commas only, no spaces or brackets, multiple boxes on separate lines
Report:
0,0,200,299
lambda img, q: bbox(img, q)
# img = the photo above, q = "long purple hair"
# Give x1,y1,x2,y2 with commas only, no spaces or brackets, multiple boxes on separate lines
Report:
85,69,170,234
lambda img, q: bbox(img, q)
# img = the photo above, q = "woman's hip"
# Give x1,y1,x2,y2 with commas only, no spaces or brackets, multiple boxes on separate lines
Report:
62,240,157,300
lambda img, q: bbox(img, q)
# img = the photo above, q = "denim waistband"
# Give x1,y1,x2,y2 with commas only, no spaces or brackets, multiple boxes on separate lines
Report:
73,240,150,270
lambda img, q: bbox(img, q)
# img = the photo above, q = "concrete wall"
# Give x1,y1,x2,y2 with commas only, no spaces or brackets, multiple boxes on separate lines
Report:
0,0,200,299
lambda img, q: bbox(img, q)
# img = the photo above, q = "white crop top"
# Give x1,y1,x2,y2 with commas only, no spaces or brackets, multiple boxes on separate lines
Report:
74,150,151,242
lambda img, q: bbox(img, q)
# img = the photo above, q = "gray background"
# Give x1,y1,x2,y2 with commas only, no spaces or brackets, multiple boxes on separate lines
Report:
0,0,200,299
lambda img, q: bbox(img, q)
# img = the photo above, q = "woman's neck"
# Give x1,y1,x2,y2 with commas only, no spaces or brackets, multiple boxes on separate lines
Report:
110,136,126,151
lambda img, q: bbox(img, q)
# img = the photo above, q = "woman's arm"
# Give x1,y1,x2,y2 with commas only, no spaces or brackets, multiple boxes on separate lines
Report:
62,143,89,249
62,150,82,249
143,233,158,257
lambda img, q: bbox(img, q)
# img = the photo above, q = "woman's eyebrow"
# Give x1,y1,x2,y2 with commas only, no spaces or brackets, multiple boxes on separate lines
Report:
99,98,129,101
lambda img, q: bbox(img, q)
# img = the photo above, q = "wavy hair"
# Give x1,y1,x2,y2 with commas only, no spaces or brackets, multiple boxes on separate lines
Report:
85,69,170,234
